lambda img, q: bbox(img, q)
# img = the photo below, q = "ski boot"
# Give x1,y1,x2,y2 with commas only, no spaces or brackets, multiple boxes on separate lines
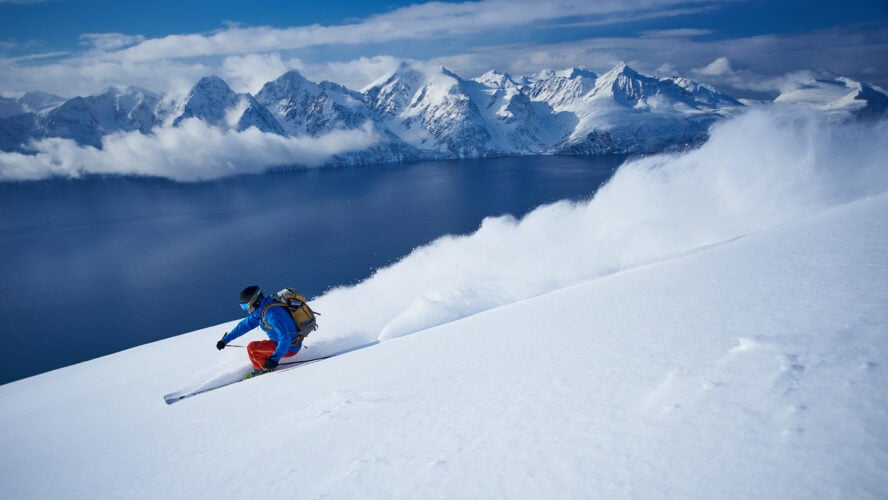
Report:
243,368,271,380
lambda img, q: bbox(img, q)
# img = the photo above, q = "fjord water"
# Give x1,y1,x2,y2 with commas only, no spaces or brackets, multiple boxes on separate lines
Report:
0,155,622,384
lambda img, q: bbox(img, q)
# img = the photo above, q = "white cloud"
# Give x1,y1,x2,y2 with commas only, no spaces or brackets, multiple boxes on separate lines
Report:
542,6,719,31
91,0,729,63
694,56,733,76
1,51,69,63
1,1,886,99
429,37,658,80
80,33,146,51
214,55,406,95
655,62,678,76
0,54,212,98
295,55,406,92
429,24,888,95
221,53,291,94
0,120,383,182
641,28,714,38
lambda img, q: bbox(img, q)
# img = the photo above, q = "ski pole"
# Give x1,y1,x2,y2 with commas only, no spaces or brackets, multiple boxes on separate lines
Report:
226,342,309,349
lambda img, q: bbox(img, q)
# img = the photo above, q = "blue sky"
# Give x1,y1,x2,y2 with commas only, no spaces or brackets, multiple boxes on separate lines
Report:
1,0,886,97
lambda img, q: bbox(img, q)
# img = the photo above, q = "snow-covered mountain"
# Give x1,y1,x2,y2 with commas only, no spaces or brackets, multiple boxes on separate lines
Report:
527,67,599,109
1,107,886,497
550,64,746,154
1,63,884,167
0,91,65,119
365,63,494,157
255,70,370,137
461,69,575,154
359,62,742,157
774,75,888,120
172,76,284,135
0,87,160,150
252,70,423,166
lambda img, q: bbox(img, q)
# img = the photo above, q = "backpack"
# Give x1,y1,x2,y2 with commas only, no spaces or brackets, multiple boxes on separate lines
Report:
260,288,319,343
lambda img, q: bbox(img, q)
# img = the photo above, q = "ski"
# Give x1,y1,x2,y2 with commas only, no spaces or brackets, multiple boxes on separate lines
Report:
163,342,378,405
163,354,335,405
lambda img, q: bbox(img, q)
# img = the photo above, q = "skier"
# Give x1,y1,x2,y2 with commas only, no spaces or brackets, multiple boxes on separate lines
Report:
215,285,303,378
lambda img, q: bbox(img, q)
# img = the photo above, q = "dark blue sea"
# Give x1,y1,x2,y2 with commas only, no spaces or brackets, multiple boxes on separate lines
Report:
0,155,623,384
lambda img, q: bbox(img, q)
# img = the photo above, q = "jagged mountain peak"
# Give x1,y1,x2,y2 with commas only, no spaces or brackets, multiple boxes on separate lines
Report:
588,64,688,107
529,67,597,84
555,67,598,80
440,66,464,82
176,76,239,123
187,76,237,100
255,70,322,114
670,77,743,107
173,75,284,135
528,67,599,109
278,69,311,83
260,70,316,94
364,62,492,156
97,85,159,98
92,86,162,115
377,62,461,87
387,61,427,80
256,69,371,137
475,70,517,88
20,91,66,111
318,80,357,96
0,91,66,118
364,63,438,118
596,63,646,85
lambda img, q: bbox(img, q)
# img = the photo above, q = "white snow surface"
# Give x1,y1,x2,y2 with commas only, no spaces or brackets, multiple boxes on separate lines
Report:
1,109,887,499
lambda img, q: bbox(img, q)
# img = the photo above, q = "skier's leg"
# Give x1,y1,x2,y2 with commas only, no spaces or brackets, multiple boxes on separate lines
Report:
247,340,278,369
283,342,302,360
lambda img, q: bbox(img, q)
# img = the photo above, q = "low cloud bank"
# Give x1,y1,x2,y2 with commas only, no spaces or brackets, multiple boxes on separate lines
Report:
0,119,382,182
313,108,888,343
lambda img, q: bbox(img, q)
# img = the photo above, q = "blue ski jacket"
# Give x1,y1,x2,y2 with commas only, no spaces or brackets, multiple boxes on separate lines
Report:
221,296,300,362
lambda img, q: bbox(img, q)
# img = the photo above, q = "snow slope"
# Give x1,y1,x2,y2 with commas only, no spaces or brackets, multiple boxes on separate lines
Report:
0,109,886,499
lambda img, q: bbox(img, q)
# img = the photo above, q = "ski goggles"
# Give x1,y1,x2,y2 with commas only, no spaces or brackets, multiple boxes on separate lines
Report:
239,302,252,311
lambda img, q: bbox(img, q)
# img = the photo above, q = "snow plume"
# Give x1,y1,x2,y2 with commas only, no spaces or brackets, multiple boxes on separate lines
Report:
316,108,888,344
0,120,381,181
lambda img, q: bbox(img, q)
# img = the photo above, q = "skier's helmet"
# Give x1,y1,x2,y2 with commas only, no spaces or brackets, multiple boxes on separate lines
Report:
239,285,263,311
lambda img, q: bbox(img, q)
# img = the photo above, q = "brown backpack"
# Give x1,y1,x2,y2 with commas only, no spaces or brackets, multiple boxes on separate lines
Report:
260,288,319,343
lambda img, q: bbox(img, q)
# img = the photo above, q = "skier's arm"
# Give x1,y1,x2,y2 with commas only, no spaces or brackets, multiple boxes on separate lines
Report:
221,312,260,344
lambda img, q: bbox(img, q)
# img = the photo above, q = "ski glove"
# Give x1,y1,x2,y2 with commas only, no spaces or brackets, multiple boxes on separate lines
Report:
263,359,279,370
216,339,227,350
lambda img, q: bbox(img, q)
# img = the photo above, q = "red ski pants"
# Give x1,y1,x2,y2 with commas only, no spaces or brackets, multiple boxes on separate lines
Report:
247,340,298,369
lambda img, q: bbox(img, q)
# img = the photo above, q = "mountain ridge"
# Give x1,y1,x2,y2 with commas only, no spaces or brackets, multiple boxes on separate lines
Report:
1,64,885,167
